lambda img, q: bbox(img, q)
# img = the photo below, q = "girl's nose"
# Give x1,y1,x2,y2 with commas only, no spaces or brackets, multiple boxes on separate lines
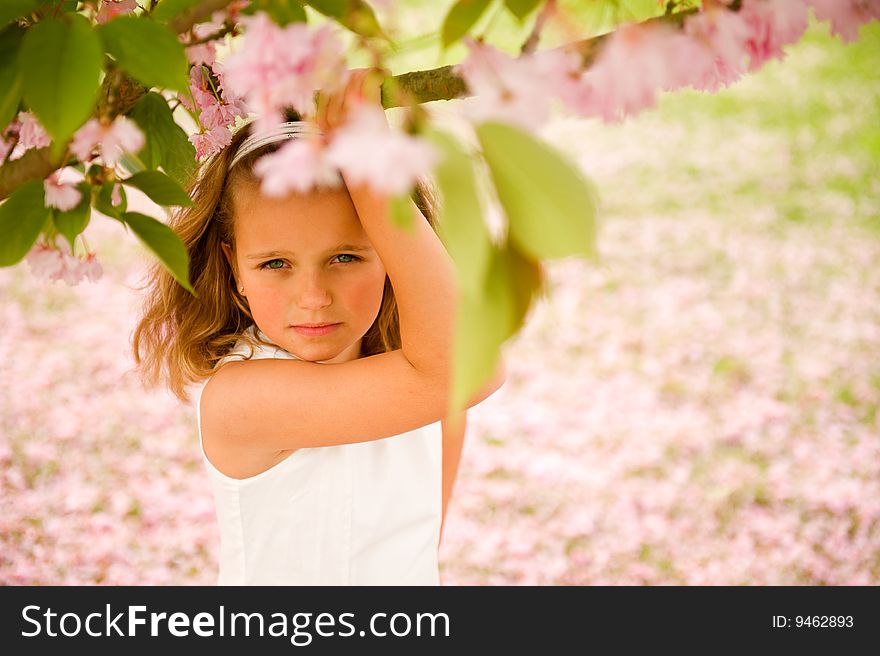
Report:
296,273,332,309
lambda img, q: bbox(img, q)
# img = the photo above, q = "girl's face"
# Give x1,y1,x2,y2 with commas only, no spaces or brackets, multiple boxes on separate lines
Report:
222,181,387,364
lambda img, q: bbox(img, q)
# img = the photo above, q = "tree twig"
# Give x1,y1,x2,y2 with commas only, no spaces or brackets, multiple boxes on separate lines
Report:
521,0,557,55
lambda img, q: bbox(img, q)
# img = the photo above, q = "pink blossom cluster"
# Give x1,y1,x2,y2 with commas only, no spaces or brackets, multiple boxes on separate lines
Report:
455,36,583,130
253,104,439,198
181,64,249,160
178,4,253,160
0,111,143,171
806,0,880,42
0,111,52,162
455,0,879,125
220,12,348,134
25,239,103,286
179,0,249,67
70,116,145,168
43,170,82,212
217,13,439,197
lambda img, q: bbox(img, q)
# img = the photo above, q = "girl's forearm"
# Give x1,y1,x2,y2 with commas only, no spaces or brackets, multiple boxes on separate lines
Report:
346,179,457,378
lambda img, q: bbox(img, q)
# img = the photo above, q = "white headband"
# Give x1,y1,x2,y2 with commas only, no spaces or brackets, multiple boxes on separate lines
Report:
228,120,323,170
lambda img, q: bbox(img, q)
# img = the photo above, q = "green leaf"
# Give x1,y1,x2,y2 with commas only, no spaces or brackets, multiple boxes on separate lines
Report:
305,0,346,18
426,128,492,299
121,170,192,207
19,14,103,157
0,0,41,26
51,182,91,252
98,15,189,92
447,238,540,414
128,92,197,186
441,0,492,49
493,238,544,341
619,0,666,22
389,193,415,233
564,0,618,36
152,0,204,22
0,25,25,130
122,211,195,295
504,0,542,21
476,121,598,261
94,181,126,220
242,0,308,25
307,0,388,39
59,0,78,12
449,291,504,417
0,180,51,266
447,245,517,416
118,151,147,176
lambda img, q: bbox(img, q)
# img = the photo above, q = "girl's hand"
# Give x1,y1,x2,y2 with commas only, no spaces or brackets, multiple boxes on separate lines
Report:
315,67,390,136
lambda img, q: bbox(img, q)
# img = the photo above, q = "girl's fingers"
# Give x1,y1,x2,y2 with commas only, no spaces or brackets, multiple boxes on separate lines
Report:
317,68,388,132
362,68,387,105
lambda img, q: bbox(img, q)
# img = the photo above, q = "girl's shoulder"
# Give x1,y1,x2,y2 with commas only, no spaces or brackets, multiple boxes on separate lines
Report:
215,324,301,369
199,325,304,479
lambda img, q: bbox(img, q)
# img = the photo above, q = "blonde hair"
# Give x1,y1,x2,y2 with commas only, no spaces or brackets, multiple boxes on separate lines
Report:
130,110,440,404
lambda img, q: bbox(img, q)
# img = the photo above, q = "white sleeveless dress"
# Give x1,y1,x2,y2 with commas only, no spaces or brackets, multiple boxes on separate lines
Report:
194,324,443,585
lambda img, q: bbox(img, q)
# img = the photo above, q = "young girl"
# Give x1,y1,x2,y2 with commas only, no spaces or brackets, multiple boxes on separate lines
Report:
131,68,506,585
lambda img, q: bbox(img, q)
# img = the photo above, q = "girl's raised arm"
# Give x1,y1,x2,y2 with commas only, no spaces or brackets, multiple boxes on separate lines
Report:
201,70,506,454
320,68,457,377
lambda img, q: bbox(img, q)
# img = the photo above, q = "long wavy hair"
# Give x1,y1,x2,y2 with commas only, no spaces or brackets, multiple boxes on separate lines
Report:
130,109,440,405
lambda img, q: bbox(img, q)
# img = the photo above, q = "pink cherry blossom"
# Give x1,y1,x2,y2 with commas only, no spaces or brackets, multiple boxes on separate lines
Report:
70,116,145,167
563,22,712,123
221,13,347,134
456,38,582,129
185,42,217,67
111,182,123,207
181,16,227,67
323,104,440,196
654,27,720,91
739,0,810,72
18,111,51,150
182,63,248,137
95,0,137,25
80,252,103,283
253,137,342,197
199,98,239,131
25,242,66,281
211,60,251,118
806,0,880,43
188,65,219,111
24,239,102,286
189,124,232,160
226,0,250,20
533,47,589,119
684,3,753,92
43,171,82,212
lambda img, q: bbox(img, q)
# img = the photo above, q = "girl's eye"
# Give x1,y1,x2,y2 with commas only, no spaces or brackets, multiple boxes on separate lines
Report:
258,254,361,270
260,259,286,270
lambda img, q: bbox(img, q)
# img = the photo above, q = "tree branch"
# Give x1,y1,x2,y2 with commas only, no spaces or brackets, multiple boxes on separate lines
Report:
0,146,60,200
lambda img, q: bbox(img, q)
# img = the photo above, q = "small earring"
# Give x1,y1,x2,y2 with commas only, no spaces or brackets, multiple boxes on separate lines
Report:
239,284,245,294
